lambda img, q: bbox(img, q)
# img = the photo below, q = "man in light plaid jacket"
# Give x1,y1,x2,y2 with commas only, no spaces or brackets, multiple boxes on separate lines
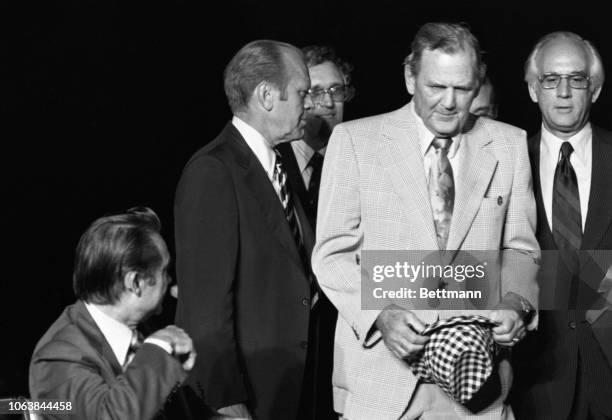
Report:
312,22,540,420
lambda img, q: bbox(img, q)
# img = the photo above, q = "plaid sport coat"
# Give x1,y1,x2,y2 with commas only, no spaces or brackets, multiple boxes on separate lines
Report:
312,103,540,420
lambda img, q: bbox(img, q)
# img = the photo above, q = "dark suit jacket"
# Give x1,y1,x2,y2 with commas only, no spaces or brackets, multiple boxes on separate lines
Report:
512,126,612,419
276,142,338,420
29,300,187,420
174,122,315,420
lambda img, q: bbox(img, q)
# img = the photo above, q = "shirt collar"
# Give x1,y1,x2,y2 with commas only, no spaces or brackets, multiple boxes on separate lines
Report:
410,102,461,158
541,123,591,166
232,116,276,178
85,302,134,367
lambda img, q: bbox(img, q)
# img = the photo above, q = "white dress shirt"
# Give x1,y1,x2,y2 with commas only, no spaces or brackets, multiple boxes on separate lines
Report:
232,116,283,200
85,303,172,369
290,140,326,188
539,123,592,232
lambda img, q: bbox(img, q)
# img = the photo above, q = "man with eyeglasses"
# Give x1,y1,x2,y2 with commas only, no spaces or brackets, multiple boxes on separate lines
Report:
276,45,355,420
277,45,355,229
511,31,612,420
312,22,539,419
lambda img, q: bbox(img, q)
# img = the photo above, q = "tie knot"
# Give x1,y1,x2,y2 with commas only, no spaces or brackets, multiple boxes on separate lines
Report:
432,137,452,151
560,141,574,159
307,152,324,170
129,330,143,352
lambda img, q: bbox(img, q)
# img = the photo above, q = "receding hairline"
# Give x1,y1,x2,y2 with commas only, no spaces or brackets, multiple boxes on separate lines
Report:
525,32,605,88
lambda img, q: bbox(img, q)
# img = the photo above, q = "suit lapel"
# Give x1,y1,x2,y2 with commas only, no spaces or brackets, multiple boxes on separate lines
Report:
224,126,306,271
445,128,497,252
582,128,612,250
73,301,123,376
529,132,556,249
380,107,439,249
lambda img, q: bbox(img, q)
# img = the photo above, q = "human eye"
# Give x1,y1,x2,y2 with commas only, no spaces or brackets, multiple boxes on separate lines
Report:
542,74,560,83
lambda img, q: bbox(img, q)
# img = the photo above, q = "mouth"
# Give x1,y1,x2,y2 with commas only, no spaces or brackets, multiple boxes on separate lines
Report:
554,105,574,113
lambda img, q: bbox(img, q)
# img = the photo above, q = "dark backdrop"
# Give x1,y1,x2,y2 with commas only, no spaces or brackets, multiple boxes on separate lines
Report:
2,0,611,397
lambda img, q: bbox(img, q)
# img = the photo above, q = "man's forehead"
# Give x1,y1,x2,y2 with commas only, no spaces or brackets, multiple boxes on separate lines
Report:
308,61,344,86
538,38,590,69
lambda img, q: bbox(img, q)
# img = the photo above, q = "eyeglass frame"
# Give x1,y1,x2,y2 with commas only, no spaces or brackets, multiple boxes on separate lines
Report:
306,85,355,104
537,72,591,90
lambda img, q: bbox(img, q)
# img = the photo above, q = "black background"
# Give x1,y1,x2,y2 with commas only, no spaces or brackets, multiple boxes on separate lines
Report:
2,0,611,397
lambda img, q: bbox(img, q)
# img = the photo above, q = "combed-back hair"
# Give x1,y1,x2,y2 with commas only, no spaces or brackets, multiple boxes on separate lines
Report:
224,39,301,113
73,206,164,305
302,45,354,85
404,22,486,83
524,31,605,91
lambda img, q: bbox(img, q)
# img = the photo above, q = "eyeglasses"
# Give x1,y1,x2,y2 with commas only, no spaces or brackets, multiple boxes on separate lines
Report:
306,85,355,103
537,73,591,89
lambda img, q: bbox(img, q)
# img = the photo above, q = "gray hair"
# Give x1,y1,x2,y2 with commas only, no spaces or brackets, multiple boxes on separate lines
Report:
223,40,302,113
524,31,605,91
404,22,486,83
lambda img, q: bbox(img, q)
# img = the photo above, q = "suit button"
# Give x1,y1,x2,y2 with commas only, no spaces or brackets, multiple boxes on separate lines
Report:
568,321,576,329
302,298,309,307
300,341,308,349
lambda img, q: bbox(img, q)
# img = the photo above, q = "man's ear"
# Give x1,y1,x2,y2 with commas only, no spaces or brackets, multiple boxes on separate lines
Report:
254,81,274,111
527,82,539,103
124,271,142,297
404,65,416,95
591,83,603,103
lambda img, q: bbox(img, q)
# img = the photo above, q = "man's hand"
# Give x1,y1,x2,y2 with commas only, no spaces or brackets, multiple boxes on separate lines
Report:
375,305,429,359
217,403,252,419
149,325,197,370
489,309,526,346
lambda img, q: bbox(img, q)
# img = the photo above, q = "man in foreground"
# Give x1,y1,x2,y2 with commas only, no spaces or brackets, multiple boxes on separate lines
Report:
312,22,539,419
29,207,197,419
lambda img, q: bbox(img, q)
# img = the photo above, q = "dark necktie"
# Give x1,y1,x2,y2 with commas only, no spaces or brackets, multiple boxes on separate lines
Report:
274,149,312,277
307,152,324,222
428,137,455,250
124,329,143,370
552,141,582,275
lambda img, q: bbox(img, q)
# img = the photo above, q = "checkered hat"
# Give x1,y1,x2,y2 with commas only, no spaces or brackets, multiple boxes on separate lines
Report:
408,315,498,404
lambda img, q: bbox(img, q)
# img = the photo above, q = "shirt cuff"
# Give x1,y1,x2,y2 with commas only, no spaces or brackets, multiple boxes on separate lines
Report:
144,337,173,354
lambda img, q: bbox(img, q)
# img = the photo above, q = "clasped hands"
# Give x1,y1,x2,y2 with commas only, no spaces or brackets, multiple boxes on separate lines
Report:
376,304,527,360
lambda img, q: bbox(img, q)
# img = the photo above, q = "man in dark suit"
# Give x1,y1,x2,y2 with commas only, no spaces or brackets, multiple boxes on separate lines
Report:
174,40,316,420
275,45,354,420
512,31,612,420
29,207,198,420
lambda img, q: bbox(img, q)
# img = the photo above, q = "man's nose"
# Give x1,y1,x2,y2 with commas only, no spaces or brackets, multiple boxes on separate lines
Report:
556,77,572,98
319,91,334,108
303,94,314,110
441,88,456,109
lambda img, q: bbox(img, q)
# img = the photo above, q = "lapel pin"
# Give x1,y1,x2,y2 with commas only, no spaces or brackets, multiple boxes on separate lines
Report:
497,196,503,205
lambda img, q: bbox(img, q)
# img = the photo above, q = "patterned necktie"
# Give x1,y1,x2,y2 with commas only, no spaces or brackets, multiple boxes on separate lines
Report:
124,329,143,370
274,150,309,272
552,141,582,274
274,149,319,306
428,137,455,250
307,152,324,222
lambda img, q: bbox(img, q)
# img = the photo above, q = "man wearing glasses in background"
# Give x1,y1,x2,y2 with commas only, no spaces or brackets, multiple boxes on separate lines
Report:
276,45,355,420
512,31,612,419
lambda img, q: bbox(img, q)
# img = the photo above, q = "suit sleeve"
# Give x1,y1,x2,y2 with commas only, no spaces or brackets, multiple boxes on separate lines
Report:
312,124,381,345
30,342,185,420
174,154,248,409
501,131,541,328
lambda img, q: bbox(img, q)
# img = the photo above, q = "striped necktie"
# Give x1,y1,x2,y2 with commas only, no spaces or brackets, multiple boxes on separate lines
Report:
552,141,582,274
274,149,318,306
429,137,455,250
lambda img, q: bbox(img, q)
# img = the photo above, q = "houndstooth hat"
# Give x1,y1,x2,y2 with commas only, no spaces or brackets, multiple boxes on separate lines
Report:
408,315,498,404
